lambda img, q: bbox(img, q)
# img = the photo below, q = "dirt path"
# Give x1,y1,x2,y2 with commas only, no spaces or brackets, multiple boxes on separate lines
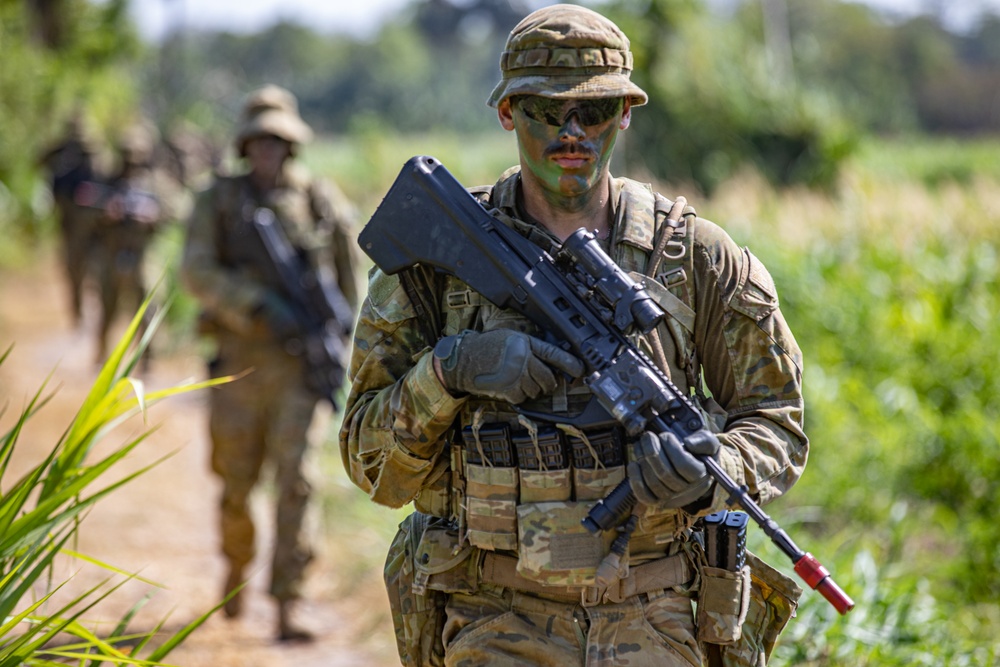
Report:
0,250,400,667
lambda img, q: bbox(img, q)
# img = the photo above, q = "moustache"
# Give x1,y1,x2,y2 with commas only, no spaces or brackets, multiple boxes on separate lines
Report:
544,145,597,160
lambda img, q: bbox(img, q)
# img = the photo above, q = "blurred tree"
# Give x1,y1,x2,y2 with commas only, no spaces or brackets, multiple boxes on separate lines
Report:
896,14,1000,133
779,0,918,133
26,0,66,49
606,0,857,193
150,0,526,144
1,0,142,236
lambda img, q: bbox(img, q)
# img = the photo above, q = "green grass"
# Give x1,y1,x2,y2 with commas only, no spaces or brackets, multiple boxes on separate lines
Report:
853,134,1000,187
300,126,518,220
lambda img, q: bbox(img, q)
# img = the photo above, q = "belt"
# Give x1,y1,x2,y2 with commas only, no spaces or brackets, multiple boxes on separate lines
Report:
480,551,692,607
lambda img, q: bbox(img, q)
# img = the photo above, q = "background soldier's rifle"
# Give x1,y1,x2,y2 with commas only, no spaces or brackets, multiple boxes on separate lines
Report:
73,180,161,223
358,155,855,615
252,207,353,409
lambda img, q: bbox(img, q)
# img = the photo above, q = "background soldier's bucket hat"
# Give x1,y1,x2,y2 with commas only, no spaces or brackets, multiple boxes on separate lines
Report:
235,84,313,157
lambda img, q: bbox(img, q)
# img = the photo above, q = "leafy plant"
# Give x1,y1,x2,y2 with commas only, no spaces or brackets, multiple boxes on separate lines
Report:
0,297,230,665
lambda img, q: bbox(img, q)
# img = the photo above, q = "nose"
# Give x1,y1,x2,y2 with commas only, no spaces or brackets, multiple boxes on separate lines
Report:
557,112,586,141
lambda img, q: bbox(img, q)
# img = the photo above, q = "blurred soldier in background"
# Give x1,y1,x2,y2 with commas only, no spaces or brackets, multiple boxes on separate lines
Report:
164,121,220,192
82,122,189,364
37,111,104,327
180,84,360,641
342,5,807,666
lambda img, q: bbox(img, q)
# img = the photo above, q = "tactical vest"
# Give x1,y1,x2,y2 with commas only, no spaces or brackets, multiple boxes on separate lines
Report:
411,175,722,568
212,173,329,301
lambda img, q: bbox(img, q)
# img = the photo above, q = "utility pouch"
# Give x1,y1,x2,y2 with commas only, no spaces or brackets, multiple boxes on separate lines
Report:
697,510,752,645
697,565,751,645
572,465,626,501
464,463,518,551
514,426,571,503
717,552,802,666
413,522,478,596
515,501,615,586
384,512,445,667
462,424,518,551
566,428,627,501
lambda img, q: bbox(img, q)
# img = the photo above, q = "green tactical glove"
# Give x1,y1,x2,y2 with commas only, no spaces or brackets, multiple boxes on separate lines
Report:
627,430,720,509
433,329,585,404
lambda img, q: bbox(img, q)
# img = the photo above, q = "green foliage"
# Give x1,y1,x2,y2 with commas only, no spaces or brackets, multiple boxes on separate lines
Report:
854,135,1000,186
0,0,144,237
765,233,1000,601
606,0,859,194
0,298,228,664
692,145,997,662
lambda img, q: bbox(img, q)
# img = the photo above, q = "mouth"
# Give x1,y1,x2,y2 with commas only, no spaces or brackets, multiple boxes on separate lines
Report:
550,152,593,170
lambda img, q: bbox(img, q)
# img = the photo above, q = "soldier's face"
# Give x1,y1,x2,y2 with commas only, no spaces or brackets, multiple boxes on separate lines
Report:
245,135,291,177
500,95,630,200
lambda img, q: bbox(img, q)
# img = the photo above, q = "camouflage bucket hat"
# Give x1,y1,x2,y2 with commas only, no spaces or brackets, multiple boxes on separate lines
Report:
235,84,313,157
487,4,648,108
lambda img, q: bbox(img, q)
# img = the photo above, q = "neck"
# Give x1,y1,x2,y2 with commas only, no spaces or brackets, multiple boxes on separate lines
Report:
250,168,280,191
519,172,613,242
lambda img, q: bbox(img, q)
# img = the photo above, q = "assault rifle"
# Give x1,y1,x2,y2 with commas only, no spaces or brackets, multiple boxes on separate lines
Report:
252,207,353,409
73,180,161,223
359,156,855,615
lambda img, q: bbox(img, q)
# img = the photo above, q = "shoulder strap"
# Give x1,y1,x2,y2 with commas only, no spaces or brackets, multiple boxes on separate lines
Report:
399,264,444,348
647,195,687,279
646,192,702,392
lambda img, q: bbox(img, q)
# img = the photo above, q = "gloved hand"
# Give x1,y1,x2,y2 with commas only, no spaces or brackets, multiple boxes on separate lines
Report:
627,430,720,509
255,292,300,341
433,329,584,404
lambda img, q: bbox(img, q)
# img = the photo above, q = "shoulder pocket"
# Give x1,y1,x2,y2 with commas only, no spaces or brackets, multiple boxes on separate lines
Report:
730,250,778,322
369,268,418,324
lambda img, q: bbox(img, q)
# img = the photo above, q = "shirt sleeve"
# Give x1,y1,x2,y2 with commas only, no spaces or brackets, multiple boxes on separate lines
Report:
339,268,467,508
691,218,808,507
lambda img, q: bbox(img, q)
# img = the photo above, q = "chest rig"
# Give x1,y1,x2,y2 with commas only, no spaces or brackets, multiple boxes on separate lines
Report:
212,174,324,292
411,175,702,558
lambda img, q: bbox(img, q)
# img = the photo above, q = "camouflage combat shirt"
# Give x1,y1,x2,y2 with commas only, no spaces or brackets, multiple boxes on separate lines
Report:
182,162,360,339
340,166,807,560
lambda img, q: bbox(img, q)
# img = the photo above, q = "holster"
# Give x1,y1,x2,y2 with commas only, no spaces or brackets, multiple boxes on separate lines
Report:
698,551,802,666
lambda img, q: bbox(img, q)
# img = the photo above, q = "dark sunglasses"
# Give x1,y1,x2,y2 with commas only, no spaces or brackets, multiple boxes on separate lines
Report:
513,95,624,127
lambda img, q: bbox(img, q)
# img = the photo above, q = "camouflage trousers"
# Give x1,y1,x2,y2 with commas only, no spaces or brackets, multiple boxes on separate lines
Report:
55,198,97,324
208,336,318,601
442,582,704,667
94,237,150,359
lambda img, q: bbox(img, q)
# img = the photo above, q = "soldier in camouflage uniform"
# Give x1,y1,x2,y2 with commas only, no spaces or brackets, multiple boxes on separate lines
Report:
181,85,360,641
342,5,806,666
88,122,189,364
38,113,103,327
